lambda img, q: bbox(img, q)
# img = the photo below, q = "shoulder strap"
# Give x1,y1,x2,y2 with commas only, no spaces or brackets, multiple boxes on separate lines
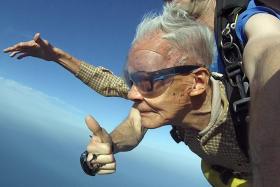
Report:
215,0,248,47
215,0,250,158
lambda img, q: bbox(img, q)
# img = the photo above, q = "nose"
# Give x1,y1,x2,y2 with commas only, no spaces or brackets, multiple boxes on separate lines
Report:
127,85,144,101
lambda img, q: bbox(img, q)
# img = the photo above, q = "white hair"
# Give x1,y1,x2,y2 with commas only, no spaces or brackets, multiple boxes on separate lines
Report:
132,3,215,68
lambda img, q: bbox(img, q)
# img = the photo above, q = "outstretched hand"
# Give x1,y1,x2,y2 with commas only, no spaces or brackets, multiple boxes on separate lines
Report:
85,115,116,175
3,33,60,61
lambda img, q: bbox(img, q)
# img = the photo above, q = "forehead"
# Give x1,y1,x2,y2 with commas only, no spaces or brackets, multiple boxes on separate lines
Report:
127,33,182,72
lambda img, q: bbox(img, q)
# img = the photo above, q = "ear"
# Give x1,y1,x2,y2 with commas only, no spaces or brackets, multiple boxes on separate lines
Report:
189,68,210,97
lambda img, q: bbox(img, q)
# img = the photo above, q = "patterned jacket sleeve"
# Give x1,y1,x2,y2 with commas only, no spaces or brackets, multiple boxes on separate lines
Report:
75,61,129,98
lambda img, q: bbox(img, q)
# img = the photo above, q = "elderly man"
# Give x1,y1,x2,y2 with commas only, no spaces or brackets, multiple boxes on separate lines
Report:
83,5,251,186
83,1,280,186
87,1,280,186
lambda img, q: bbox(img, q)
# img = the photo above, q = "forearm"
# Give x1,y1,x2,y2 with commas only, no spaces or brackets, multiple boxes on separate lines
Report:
242,13,280,185
52,48,129,98
110,108,147,154
53,47,81,75
245,41,280,187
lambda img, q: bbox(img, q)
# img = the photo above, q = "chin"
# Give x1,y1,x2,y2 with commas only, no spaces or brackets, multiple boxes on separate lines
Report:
140,115,167,129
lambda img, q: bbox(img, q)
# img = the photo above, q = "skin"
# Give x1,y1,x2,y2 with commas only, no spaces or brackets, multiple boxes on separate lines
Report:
243,13,280,186
127,32,211,130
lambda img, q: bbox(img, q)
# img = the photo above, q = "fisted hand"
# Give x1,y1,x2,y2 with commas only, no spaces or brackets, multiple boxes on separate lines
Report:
3,33,61,61
85,115,116,175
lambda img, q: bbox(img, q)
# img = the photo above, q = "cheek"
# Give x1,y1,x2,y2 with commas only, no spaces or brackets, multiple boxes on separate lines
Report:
171,92,188,105
159,92,189,118
170,85,193,105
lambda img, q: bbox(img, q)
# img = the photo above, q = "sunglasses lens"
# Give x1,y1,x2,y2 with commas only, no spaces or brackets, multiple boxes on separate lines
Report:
137,79,152,92
130,72,173,97
148,77,173,97
130,73,151,91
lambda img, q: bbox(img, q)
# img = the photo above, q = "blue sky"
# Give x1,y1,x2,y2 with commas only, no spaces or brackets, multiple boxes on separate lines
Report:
0,1,210,186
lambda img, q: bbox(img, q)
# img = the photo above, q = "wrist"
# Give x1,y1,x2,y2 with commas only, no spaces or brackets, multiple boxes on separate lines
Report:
54,49,81,74
53,47,67,61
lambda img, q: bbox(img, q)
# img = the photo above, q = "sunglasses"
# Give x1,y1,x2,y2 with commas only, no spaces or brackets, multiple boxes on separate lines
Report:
125,65,201,97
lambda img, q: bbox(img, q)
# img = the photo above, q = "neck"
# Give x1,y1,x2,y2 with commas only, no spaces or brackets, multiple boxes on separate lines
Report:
180,85,212,131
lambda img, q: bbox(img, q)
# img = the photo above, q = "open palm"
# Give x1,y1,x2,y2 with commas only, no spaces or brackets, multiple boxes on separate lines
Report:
4,33,60,61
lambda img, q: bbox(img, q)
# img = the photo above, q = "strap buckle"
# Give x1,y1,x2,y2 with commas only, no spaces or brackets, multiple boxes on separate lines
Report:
233,97,250,113
225,61,245,87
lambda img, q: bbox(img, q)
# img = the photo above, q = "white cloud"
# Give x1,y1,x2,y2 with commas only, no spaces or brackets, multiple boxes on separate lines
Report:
0,76,88,137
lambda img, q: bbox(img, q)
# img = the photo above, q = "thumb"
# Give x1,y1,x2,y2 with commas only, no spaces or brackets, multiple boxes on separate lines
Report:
33,33,49,47
85,115,111,143
33,33,42,43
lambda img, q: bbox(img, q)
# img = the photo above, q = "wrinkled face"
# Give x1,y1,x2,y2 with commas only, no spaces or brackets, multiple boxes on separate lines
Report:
126,33,196,128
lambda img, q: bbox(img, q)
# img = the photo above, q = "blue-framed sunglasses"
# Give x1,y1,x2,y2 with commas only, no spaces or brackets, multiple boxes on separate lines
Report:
125,65,201,97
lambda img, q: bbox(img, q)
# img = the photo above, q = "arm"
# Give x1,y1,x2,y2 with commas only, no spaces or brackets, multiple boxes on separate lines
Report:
243,13,280,186
85,107,146,175
110,107,147,154
4,33,128,98
76,62,129,98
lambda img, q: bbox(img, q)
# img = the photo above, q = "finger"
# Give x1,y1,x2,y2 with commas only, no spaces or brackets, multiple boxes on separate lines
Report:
87,142,112,154
33,33,50,48
90,154,115,164
85,115,111,143
99,163,116,170
17,53,29,59
33,33,41,42
86,153,94,162
9,51,21,57
85,115,102,136
3,43,25,52
90,134,102,143
3,47,13,53
3,45,20,53
97,170,115,175
33,33,44,45
4,41,34,53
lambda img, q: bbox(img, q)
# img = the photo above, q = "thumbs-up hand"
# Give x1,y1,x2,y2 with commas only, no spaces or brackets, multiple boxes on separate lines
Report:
83,115,116,175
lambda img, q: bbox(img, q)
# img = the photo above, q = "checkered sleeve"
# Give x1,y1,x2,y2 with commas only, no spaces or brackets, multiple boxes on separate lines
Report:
76,61,129,98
